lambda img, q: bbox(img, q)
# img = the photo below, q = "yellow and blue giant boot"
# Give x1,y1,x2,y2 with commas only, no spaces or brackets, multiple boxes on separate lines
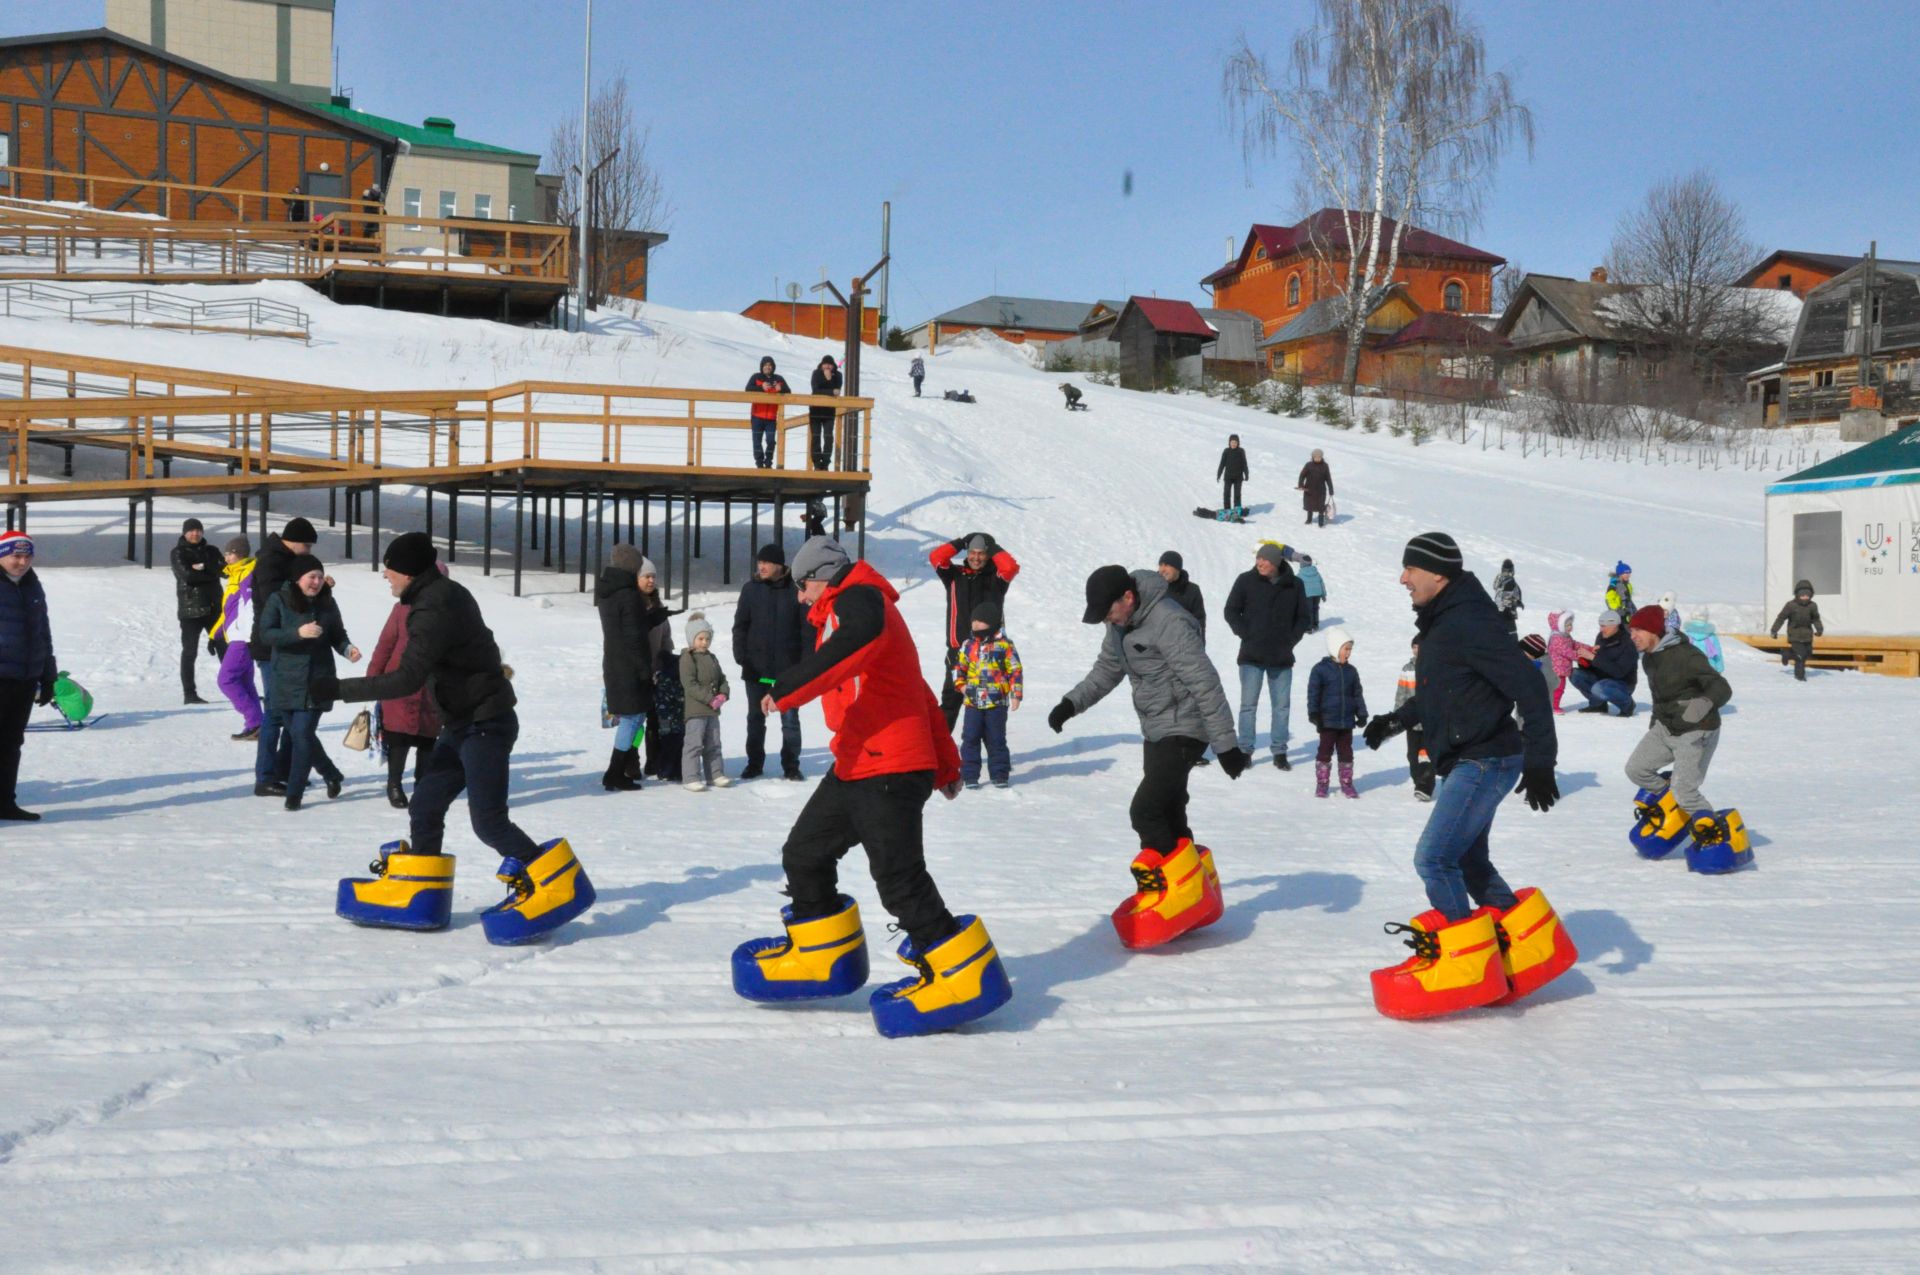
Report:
480,839,596,945
732,894,869,1001
1489,886,1579,1006
1685,809,1753,875
869,915,1012,1038
1370,907,1509,1020
336,841,454,931
1630,786,1689,859
1111,839,1225,949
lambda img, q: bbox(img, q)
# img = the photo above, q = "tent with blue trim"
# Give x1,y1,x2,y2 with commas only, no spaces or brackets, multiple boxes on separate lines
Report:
1765,424,1920,634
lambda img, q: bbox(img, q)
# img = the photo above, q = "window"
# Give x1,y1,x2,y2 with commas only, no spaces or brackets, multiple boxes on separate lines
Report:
1443,281,1465,312
473,193,493,220
1255,245,1267,259
1287,274,1300,306
1791,510,1843,596
402,187,421,219
438,190,457,219
1814,369,1836,389
1778,274,1792,289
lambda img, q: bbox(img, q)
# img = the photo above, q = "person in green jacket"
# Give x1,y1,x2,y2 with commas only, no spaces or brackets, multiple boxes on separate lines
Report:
258,554,360,810
1623,604,1730,824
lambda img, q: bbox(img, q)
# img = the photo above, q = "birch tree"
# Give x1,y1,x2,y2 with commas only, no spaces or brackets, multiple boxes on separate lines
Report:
1224,0,1531,391
548,73,671,307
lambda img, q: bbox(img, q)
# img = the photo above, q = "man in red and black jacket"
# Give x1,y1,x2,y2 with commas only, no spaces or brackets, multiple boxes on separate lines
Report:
929,531,1020,730
744,356,790,470
764,536,964,952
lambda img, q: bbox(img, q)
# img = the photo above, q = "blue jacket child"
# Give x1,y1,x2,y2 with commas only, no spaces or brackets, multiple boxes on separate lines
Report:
1307,626,1368,798
1297,555,1327,631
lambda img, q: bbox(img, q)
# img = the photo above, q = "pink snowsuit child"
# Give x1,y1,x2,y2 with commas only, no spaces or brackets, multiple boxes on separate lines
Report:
1546,611,1578,713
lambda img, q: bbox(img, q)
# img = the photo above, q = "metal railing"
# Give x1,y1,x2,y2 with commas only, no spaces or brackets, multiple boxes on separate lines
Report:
0,282,310,341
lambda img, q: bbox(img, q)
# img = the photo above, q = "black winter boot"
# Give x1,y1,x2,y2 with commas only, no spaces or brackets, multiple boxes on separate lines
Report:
386,783,410,809
603,748,640,791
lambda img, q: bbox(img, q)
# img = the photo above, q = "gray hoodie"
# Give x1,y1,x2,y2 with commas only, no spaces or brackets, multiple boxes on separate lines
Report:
1065,568,1238,754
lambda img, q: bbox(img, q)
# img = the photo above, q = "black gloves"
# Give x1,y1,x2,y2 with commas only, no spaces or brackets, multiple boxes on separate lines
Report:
313,674,341,704
34,681,54,707
1217,747,1252,779
1516,766,1559,812
1308,715,1323,731
1046,698,1076,734
1363,716,1401,751
207,638,220,658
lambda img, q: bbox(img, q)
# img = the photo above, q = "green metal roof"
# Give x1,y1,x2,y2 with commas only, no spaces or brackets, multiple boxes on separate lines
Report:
1768,423,1920,493
310,103,538,161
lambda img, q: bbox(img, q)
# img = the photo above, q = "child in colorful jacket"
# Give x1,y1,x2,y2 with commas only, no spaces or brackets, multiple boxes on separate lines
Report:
1296,555,1327,632
209,536,262,739
1545,611,1578,713
952,599,1022,787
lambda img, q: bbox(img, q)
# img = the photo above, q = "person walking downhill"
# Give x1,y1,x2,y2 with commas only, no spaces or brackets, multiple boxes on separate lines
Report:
733,543,809,781
1298,449,1334,527
953,599,1022,789
930,530,1020,731
1362,532,1575,1020
257,553,360,811
678,612,732,792
250,518,320,797
1050,565,1250,949
909,354,926,398
596,543,653,792
210,536,262,741
1217,434,1250,512
330,532,596,945
0,530,56,822
172,517,225,704
1770,580,1823,682
745,357,791,470
367,563,445,809
1223,542,1310,770
1491,558,1523,634
731,536,1012,1038
1307,628,1368,799
809,355,842,471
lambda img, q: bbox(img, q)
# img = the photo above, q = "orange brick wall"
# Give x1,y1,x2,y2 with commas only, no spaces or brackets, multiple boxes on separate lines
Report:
744,300,879,345
1215,250,1496,335
1746,260,1843,300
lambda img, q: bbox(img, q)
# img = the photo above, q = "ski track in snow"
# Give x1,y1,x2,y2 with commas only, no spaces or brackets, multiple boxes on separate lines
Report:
0,291,1915,1272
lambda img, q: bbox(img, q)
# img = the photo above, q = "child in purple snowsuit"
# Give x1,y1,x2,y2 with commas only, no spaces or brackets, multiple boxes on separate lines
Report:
210,537,263,738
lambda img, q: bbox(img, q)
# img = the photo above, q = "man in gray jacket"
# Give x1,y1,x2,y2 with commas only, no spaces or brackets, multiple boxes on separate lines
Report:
1049,565,1250,863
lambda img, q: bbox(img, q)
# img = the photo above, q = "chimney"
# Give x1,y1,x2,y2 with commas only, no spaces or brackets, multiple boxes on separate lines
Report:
1590,266,1609,284
423,117,457,135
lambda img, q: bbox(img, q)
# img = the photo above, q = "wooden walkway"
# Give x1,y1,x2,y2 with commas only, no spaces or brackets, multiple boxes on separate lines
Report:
1731,634,1920,678
0,346,875,599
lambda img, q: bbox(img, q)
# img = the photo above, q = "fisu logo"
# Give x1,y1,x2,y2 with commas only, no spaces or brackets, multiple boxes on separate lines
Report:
1858,521,1891,574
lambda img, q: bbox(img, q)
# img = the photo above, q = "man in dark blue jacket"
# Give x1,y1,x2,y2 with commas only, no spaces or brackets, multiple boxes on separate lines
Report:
1570,610,1639,716
732,543,811,780
0,530,57,821
1222,542,1309,769
1365,532,1559,922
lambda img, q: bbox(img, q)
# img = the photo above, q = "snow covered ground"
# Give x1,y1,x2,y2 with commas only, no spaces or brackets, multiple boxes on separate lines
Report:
2,292,1916,1272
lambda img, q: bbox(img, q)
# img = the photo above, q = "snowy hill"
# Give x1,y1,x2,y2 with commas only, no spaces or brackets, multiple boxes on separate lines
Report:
2,289,1915,1272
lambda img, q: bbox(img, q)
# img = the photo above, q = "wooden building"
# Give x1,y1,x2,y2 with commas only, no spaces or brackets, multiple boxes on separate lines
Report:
1491,271,1644,394
1374,312,1506,394
1111,296,1215,390
1736,250,1920,301
1257,285,1420,384
742,299,879,345
907,295,1092,352
1748,261,1920,427
1203,210,1503,339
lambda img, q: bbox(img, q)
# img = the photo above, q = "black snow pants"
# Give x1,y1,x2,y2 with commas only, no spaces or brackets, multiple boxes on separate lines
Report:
1132,735,1206,854
0,677,36,807
1222,478,1243,511
782,768,956,950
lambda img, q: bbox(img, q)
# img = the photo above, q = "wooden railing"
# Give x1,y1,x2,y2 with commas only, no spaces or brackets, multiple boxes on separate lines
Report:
0,163,382,222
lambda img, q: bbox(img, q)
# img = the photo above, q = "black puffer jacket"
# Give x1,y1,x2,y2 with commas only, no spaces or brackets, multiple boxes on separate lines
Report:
248,535,298,662
171,536,224,621
731,569,809,682
1222,563,1308,667
1586,626,1639,688
1163,571,1207,644
333,571,515,729
596,568,653,716
809,362,842,424
1216,446,1249,483
1385,572,1556,776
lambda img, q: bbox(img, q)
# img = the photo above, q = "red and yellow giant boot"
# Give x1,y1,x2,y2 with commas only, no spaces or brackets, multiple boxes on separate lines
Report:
1112,839,1224,949
1371,907,1509,1020
1490,887,1578,1005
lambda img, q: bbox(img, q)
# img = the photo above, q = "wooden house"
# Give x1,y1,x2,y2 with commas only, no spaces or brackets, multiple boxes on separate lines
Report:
907,295,1093,352
1736,250,1920,301
742,299,879,345
1749,261,1920,427
1491,271,1644,394
1111,296,1215,389
1202,210,1503,339
1256,284,1421,384
1374,312,1506,395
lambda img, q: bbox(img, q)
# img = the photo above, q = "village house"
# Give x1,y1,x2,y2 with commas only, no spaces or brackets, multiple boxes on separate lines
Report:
1736,249,1920,301
906,295,1093,352
741,299,879,346
1491,269,1644,394
1748,260,1920,429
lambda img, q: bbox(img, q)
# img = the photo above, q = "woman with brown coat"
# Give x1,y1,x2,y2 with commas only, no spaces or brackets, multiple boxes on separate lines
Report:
1298,449,1334,527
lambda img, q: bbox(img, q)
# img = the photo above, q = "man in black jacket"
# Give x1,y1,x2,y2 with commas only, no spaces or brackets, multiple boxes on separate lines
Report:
929,530,1020,730
0,530,56,822
808,355,842,470
1216,434,1250,511
1365,533,1559,925
1157,551,1206,643
249,517,318,796
732,543,809,780
1570,610,1639,716
171,517,225,703
1222,542,1308,769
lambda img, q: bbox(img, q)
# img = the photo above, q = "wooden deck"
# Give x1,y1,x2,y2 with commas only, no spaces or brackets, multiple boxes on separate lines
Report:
1731,634,1920,678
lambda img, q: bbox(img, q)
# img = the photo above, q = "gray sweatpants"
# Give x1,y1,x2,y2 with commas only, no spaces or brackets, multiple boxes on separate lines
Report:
1626,721,1719,813
681,716,724,784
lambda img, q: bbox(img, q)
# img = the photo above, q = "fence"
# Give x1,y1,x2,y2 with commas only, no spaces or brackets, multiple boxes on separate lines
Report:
0,282,309,340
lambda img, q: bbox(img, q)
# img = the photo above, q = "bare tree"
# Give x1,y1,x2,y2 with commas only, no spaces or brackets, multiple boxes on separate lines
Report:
548,73,671,307
1224,0,1531,391
1603,170,1781,383
1493,259,1527,312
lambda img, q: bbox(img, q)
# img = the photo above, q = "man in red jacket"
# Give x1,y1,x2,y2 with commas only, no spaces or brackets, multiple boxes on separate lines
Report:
929,531,1019,730
735,536,1010,1036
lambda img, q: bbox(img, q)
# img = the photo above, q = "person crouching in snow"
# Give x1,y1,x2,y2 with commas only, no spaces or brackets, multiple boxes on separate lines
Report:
953,599,1022,788
1545,611,1578,713
1769,580,1823,681
1306,627,1367,798
257,553,360,810
1049,565,1250,949
731,537,1011,1037
679,612,732,791
1362,532,1574,1019
1625,603,1733,841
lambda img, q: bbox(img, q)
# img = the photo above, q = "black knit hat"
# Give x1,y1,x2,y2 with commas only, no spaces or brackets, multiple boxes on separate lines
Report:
281,516,318,545
287,552,324,583
971,598,1003,631
756,542,785,566
1082,564,1135,624
1403,531,1464,579
1158,550,1183,570
182,517,204,534
383,531,437,577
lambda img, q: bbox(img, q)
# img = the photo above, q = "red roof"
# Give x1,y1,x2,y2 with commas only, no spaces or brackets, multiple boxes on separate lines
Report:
1122,295,1216,339
1202,209,1504,286
1378,311,1507,351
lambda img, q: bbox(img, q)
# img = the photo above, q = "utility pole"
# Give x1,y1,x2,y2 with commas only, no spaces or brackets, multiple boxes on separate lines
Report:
575,0,593,332
879,201,891,343
1858,240,1879,393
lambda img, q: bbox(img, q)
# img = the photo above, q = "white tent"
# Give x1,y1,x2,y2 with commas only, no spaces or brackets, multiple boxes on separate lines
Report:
1764,424,1920,634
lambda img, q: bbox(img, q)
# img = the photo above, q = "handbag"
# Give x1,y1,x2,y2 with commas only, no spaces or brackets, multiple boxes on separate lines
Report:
342,708,373,752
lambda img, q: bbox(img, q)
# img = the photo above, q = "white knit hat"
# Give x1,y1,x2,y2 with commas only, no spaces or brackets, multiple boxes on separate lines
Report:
1324,627,1355,659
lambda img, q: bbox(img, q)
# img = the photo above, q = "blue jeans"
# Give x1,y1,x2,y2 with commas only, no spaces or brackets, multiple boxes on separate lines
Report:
960,704,1010,783
284,708,342,796
751,419,776,468
613,713,643,751
1236,664,1293,757
253,679,291,786
745,698,801,773
409,710,541,861
1413,754,1524,921
1570,669,1634,714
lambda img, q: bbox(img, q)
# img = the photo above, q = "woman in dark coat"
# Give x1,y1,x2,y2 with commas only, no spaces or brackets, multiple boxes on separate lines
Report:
257,554,360,810
596,543,654,791
1298,449,1334,527
809,355,843,471
367,565,446,808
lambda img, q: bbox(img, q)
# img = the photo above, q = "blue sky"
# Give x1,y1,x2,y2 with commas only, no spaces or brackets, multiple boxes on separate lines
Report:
10,1,1919,325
